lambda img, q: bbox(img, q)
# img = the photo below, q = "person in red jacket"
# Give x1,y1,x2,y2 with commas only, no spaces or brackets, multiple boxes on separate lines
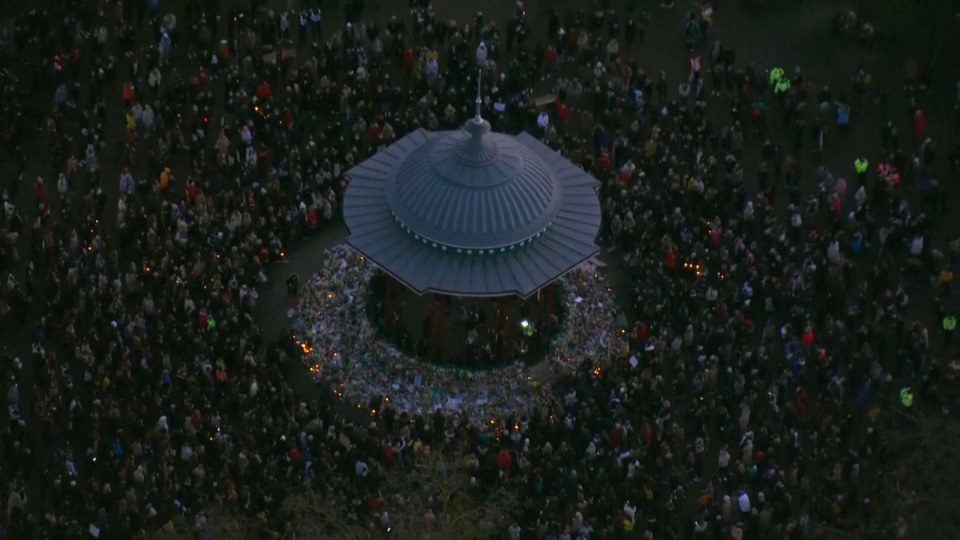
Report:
497,448,513,471
913,108,925,141
665,247,677,270
255,80,272,100
402,47,416,71
555,99,570,123
34,177,46,202
543,45,557,72
196,67,209,92
122,81,135,106
634,321,648,343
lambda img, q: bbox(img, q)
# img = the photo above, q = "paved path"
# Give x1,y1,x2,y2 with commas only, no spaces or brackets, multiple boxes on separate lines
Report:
255,220,348,341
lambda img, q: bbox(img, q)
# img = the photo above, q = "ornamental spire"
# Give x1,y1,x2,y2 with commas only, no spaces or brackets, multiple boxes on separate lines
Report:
474,42,488,123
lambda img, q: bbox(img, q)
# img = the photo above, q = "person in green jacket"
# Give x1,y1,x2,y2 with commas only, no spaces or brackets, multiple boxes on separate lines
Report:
769,66,784,86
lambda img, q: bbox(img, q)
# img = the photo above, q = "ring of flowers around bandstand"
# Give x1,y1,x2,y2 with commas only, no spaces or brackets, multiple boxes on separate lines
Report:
291,245,622,425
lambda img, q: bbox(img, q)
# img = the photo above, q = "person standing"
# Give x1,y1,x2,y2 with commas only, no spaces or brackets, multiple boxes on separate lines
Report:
297,8,308,46
310,8,322,39
836,101,850,136
913,107,926,142
689,49,702,81
854,157,869,187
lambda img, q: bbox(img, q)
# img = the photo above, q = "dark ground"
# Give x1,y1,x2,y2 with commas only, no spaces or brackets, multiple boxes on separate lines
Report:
2,0,960,537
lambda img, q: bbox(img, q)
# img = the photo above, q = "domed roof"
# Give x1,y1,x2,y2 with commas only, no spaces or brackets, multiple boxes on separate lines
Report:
385,118,562,252
344,119,602,298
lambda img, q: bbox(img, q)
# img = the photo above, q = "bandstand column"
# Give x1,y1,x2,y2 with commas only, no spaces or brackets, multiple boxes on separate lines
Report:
543,284,556,327
501,299,512,362
491,299,502,361
383,277,396,332
428,294,444,361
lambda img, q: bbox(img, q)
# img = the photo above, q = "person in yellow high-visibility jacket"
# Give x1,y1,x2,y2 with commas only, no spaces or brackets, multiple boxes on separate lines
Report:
159,167,172,191
769,66,784,86
943,315,957,332
900,387,914,407
854,158,869,186
943,315,957,344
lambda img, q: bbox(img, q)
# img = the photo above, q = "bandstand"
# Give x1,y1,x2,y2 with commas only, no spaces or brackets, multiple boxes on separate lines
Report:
343,87,601,366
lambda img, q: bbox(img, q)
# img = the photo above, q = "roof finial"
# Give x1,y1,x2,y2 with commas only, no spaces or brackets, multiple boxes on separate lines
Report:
475,68,482,122
475,42,488,123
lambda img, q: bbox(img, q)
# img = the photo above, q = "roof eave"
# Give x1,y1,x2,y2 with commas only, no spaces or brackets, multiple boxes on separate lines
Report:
346,237,600,299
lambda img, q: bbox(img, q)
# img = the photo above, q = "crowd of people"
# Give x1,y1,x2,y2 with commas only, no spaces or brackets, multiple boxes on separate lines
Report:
0,0,957,538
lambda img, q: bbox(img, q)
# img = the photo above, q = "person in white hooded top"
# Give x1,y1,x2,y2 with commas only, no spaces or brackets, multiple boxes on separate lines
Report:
57,172,68,196
718,446,730,470
910,234,924,256
142,105,156,136
738,491,751,515
827,239,842,264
